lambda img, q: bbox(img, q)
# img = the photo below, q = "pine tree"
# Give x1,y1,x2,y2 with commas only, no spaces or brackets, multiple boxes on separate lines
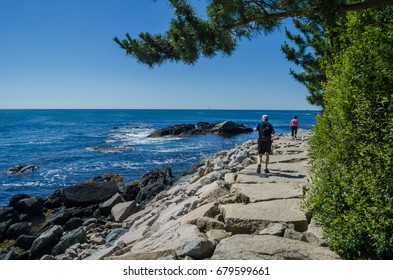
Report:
114,0,393,106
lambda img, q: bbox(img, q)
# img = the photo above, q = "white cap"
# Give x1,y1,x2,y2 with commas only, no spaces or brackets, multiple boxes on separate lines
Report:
262,115,268,121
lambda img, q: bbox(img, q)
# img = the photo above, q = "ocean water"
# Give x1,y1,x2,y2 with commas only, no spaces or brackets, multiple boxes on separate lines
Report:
0,109,319,206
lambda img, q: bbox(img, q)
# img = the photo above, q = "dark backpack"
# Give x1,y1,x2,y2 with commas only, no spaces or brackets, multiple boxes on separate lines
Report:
259,122,272,141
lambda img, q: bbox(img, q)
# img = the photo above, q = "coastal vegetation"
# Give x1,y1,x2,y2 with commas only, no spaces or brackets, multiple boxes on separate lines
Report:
116,1,393,259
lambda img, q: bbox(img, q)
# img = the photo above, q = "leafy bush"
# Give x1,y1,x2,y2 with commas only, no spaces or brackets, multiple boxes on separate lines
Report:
305,8,393,259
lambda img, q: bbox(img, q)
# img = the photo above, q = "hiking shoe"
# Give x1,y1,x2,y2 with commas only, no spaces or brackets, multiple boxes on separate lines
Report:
256,164,261,174
264,168,270,173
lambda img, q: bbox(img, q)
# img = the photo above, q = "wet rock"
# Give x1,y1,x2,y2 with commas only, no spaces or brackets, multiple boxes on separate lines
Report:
148,121,252,137
4,165,39,175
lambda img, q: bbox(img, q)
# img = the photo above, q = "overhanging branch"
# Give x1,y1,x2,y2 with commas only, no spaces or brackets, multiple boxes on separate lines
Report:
228,0,393,28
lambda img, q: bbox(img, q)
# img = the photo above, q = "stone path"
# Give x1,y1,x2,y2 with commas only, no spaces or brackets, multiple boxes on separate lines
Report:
87,130,340,260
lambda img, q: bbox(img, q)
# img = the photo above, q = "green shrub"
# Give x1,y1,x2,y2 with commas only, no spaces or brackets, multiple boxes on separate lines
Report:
305,9,393,259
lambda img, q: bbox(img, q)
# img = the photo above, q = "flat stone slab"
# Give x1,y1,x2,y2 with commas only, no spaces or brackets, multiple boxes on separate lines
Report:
235,173,307,185
220,199,308,233
231,183,302,203
211,235,340,260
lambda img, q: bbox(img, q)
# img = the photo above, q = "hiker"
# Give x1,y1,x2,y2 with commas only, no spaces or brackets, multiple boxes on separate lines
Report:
254,115,275,173
289,115,299,139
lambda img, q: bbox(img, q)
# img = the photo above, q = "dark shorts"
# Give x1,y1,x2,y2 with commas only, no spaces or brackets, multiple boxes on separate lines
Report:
291,126,298,136
258,139,272,154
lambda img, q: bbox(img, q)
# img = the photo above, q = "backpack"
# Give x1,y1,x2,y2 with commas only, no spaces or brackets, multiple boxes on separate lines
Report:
259,122,272,141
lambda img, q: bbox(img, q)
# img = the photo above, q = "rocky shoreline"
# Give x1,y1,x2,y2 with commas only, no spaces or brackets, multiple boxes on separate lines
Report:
0,129,340,260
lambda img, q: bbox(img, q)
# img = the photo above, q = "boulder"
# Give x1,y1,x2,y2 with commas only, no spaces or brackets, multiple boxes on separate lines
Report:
50,205,97,225
147,121,252,137
4,165,39,175
211,121,253,134
51,227,87,256
136,168,173,205
111,201,138,222
0,219,14,242
43,189,63,209
13,196,43,215
211,235,340,260
220,199,308,233
175,237,216,259
29,225,64,259
63,218,84,232
5,222,31,239
0,207,19,223
15,234,37,250
99,193,125,216
148,124,196,137
62,182,119,208
122,182,141,201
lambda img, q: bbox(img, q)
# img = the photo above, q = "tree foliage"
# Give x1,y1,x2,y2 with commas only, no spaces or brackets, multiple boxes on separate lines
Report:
305,7,393,259
281,16,329,106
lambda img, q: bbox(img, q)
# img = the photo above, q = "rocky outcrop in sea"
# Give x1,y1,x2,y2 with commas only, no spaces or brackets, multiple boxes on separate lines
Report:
147,120,253,137
0,130,340,260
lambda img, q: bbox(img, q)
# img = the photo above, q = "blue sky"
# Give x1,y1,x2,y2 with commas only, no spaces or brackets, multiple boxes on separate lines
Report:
0,0,318,110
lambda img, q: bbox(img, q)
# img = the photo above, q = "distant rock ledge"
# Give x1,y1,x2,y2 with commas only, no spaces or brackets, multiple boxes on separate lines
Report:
147,121,253,137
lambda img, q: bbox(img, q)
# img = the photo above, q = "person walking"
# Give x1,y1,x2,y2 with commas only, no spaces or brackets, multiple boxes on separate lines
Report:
290,115,299,139
254,115,275,174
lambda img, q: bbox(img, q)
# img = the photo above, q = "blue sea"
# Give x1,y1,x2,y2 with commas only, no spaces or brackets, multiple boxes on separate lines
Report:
0,109,319,206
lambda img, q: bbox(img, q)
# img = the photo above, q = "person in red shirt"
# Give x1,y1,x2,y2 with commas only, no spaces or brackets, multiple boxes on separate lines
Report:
290,115,299,139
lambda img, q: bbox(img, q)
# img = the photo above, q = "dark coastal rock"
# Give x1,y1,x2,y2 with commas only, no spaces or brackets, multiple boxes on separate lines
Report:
122,182,141,202
50,205,98,225
13,196,44,215
211,121,253,134
147,121,252,137
4,165,39,175
62,182,119,208
63,217,84,231
43,189,63,209
9,194,31,207
136,167,173,205
51,227,87,256
0,207,19,223
148,124,196,137
29,225,64,259
15,234,37,250
5,222,31,240
1,247,30,260
0,220,14,242
87,146,133,153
